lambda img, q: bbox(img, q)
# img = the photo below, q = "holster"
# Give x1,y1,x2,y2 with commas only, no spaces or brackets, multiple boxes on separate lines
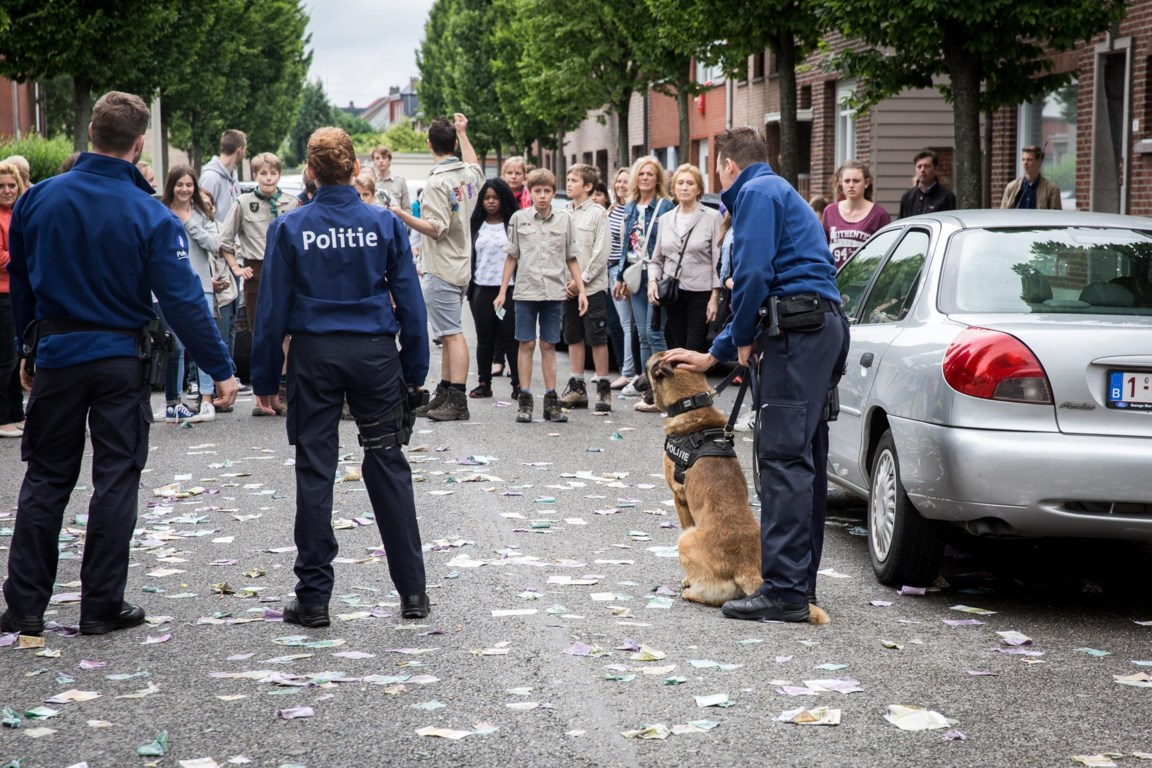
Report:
23,317,168,386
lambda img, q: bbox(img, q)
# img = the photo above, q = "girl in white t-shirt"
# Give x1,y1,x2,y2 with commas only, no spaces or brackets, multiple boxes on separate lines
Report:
467,178,521,399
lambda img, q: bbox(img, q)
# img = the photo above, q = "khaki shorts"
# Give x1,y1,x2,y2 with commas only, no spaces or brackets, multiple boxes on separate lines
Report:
421,273,467,339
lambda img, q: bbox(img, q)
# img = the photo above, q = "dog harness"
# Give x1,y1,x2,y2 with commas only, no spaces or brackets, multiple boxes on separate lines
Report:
664,428,737,484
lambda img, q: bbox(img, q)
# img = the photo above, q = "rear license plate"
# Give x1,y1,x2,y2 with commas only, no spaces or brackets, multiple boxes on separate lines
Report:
1107,370,1152,411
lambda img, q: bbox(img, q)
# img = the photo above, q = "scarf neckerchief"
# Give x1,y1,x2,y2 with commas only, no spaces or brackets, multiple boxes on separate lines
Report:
253,187,284,218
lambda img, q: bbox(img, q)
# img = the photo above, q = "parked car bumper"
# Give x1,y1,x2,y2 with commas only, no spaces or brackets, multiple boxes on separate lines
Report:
891,416,1152,539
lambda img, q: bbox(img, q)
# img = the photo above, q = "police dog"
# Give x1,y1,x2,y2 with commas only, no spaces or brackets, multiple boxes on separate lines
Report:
647,353,830,624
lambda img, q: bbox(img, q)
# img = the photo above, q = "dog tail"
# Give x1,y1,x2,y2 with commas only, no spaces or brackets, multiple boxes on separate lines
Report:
808,605,831,625
736,569,761,599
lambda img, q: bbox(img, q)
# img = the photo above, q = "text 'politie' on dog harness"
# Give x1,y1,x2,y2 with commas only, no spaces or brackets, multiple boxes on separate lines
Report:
662,387,739,484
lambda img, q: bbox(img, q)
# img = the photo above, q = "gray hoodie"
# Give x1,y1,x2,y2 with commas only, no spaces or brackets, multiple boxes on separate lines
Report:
199,156,240,223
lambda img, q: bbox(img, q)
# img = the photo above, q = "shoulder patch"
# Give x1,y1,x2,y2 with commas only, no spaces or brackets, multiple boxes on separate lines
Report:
250,201,260,213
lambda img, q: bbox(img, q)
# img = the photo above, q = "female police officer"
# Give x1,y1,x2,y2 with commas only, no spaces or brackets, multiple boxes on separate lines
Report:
250,126,431,627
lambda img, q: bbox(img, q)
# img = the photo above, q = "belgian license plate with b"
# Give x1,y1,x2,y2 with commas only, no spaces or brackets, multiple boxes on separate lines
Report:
1107,370,1152,411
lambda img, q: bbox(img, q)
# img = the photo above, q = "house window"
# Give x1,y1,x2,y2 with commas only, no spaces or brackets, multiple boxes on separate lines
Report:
835,80,857,168
752,51,766,81
695,59,725,87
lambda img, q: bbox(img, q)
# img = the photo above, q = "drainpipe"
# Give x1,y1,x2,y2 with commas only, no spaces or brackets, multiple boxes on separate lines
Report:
726,79,734,129
12,82,21,138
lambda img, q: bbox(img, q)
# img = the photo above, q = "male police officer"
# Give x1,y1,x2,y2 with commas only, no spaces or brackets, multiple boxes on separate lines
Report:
251,126,430,627
1,91,237,636
663,127,849,623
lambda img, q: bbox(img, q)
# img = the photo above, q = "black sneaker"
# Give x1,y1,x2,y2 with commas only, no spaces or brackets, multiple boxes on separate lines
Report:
543,391,568,422
400,593,430,619
283,599,330,628
469,381,492,398
416,385,447,417
721,593,810,623
79,602,146,635
594,378,612,413
516,391,534,423
559,377,588,409
0,609,45,636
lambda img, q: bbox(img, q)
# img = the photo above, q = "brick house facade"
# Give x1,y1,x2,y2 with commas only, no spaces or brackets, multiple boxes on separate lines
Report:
544,4,1152,217
0,78,38,139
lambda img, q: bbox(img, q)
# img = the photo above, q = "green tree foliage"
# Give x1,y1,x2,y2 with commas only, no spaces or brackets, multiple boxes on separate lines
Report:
286,81,337,167
0,0,178,151
0,135,74,182
363,121,429,155
821,0,1127,208
646,0,827,187
417,0,509,167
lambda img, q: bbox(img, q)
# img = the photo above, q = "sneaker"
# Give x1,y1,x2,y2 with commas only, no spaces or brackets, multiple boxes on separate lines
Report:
189,400,216,423
634,391,660,413
427,388,470,421
516,391,534,423
594,378,613,413
559,377,588,409
469,381,492,399
416,385,447,418
543,391,568,422
610,375,632,390
621,377,641,397
237,381,253,395
165,403,197,423
732,410,756,432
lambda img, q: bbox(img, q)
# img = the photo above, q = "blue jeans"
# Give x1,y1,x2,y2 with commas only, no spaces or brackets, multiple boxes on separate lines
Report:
514,300,563,344
629,272,666,369
154,302,185,404
608,265,635,377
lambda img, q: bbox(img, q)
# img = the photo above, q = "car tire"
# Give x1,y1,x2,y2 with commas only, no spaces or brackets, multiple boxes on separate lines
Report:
868,430,946,587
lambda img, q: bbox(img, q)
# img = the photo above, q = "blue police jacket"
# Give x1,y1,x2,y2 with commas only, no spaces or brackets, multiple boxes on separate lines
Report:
709,162,839,362
251,184,429,395
7,152,232,379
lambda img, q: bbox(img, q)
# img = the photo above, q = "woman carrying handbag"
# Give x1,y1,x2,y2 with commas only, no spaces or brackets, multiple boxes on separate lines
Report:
647,164,723,355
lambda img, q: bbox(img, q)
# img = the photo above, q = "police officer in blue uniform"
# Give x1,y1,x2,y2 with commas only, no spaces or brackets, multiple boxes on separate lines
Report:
251,126,430,628
663,127,850,623
1,91,237,636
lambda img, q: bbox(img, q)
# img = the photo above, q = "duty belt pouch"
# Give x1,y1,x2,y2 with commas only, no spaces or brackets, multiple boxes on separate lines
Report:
777,294,826,333
823,386,840,422
142,319,173,389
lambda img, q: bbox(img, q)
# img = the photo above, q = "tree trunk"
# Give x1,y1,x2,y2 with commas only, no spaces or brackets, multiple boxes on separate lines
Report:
775,31,800,188
616,89,632,171
159,97,170,182
676,79,690,168
943,32,982,209
71,74,92,153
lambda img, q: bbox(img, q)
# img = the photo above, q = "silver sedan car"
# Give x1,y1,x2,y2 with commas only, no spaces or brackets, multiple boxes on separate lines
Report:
827,210,1152,587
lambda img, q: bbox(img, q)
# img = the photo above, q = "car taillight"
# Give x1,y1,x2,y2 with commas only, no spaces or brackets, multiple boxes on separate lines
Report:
942,328,1053,404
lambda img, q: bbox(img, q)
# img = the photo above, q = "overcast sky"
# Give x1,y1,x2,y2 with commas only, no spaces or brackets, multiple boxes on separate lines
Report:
305,0,436,109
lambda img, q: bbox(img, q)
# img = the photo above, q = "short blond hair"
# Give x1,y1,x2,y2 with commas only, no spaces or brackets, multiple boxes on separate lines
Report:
525,168,556,192
250,152,282,175
626,156,669,203
670,163,704,201
354,170,376,196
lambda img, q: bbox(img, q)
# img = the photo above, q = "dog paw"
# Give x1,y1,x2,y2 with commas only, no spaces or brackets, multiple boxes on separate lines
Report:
681,577,692,588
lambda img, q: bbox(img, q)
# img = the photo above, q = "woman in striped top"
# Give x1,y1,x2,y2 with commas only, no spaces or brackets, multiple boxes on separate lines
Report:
604,168,633,388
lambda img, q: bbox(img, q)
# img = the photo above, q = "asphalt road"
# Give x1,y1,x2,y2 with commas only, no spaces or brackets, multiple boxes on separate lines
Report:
2,336,1151,768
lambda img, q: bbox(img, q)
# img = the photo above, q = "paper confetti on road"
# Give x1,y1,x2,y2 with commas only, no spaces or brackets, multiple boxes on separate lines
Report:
775,707,842,725
884,705,955,731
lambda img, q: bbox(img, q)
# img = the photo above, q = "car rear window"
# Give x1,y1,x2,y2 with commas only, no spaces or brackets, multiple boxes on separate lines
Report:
940,227,1152,316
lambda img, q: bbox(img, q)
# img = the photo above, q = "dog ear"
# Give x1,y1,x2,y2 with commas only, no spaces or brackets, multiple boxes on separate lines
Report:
651,359,677,380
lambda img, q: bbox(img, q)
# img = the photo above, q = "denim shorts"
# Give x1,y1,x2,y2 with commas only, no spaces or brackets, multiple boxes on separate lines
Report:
514,299,564,344
421,273,467,338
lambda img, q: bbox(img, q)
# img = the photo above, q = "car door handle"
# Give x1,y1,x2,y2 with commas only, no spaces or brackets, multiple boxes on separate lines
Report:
860,352,874,368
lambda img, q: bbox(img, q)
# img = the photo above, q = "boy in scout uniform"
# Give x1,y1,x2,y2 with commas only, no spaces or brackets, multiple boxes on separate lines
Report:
219,151,299,415
558,164,612,413
494,169,587,424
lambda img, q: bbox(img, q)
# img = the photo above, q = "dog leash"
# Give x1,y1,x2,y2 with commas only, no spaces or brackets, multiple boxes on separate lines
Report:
716,360,762,491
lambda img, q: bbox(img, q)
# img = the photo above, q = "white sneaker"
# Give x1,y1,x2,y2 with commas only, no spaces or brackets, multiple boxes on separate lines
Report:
189,401,215,423
621,377,641,397
731,410,756,432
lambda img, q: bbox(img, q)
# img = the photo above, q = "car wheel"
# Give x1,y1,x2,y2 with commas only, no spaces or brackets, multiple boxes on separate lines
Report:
868,430,946,587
